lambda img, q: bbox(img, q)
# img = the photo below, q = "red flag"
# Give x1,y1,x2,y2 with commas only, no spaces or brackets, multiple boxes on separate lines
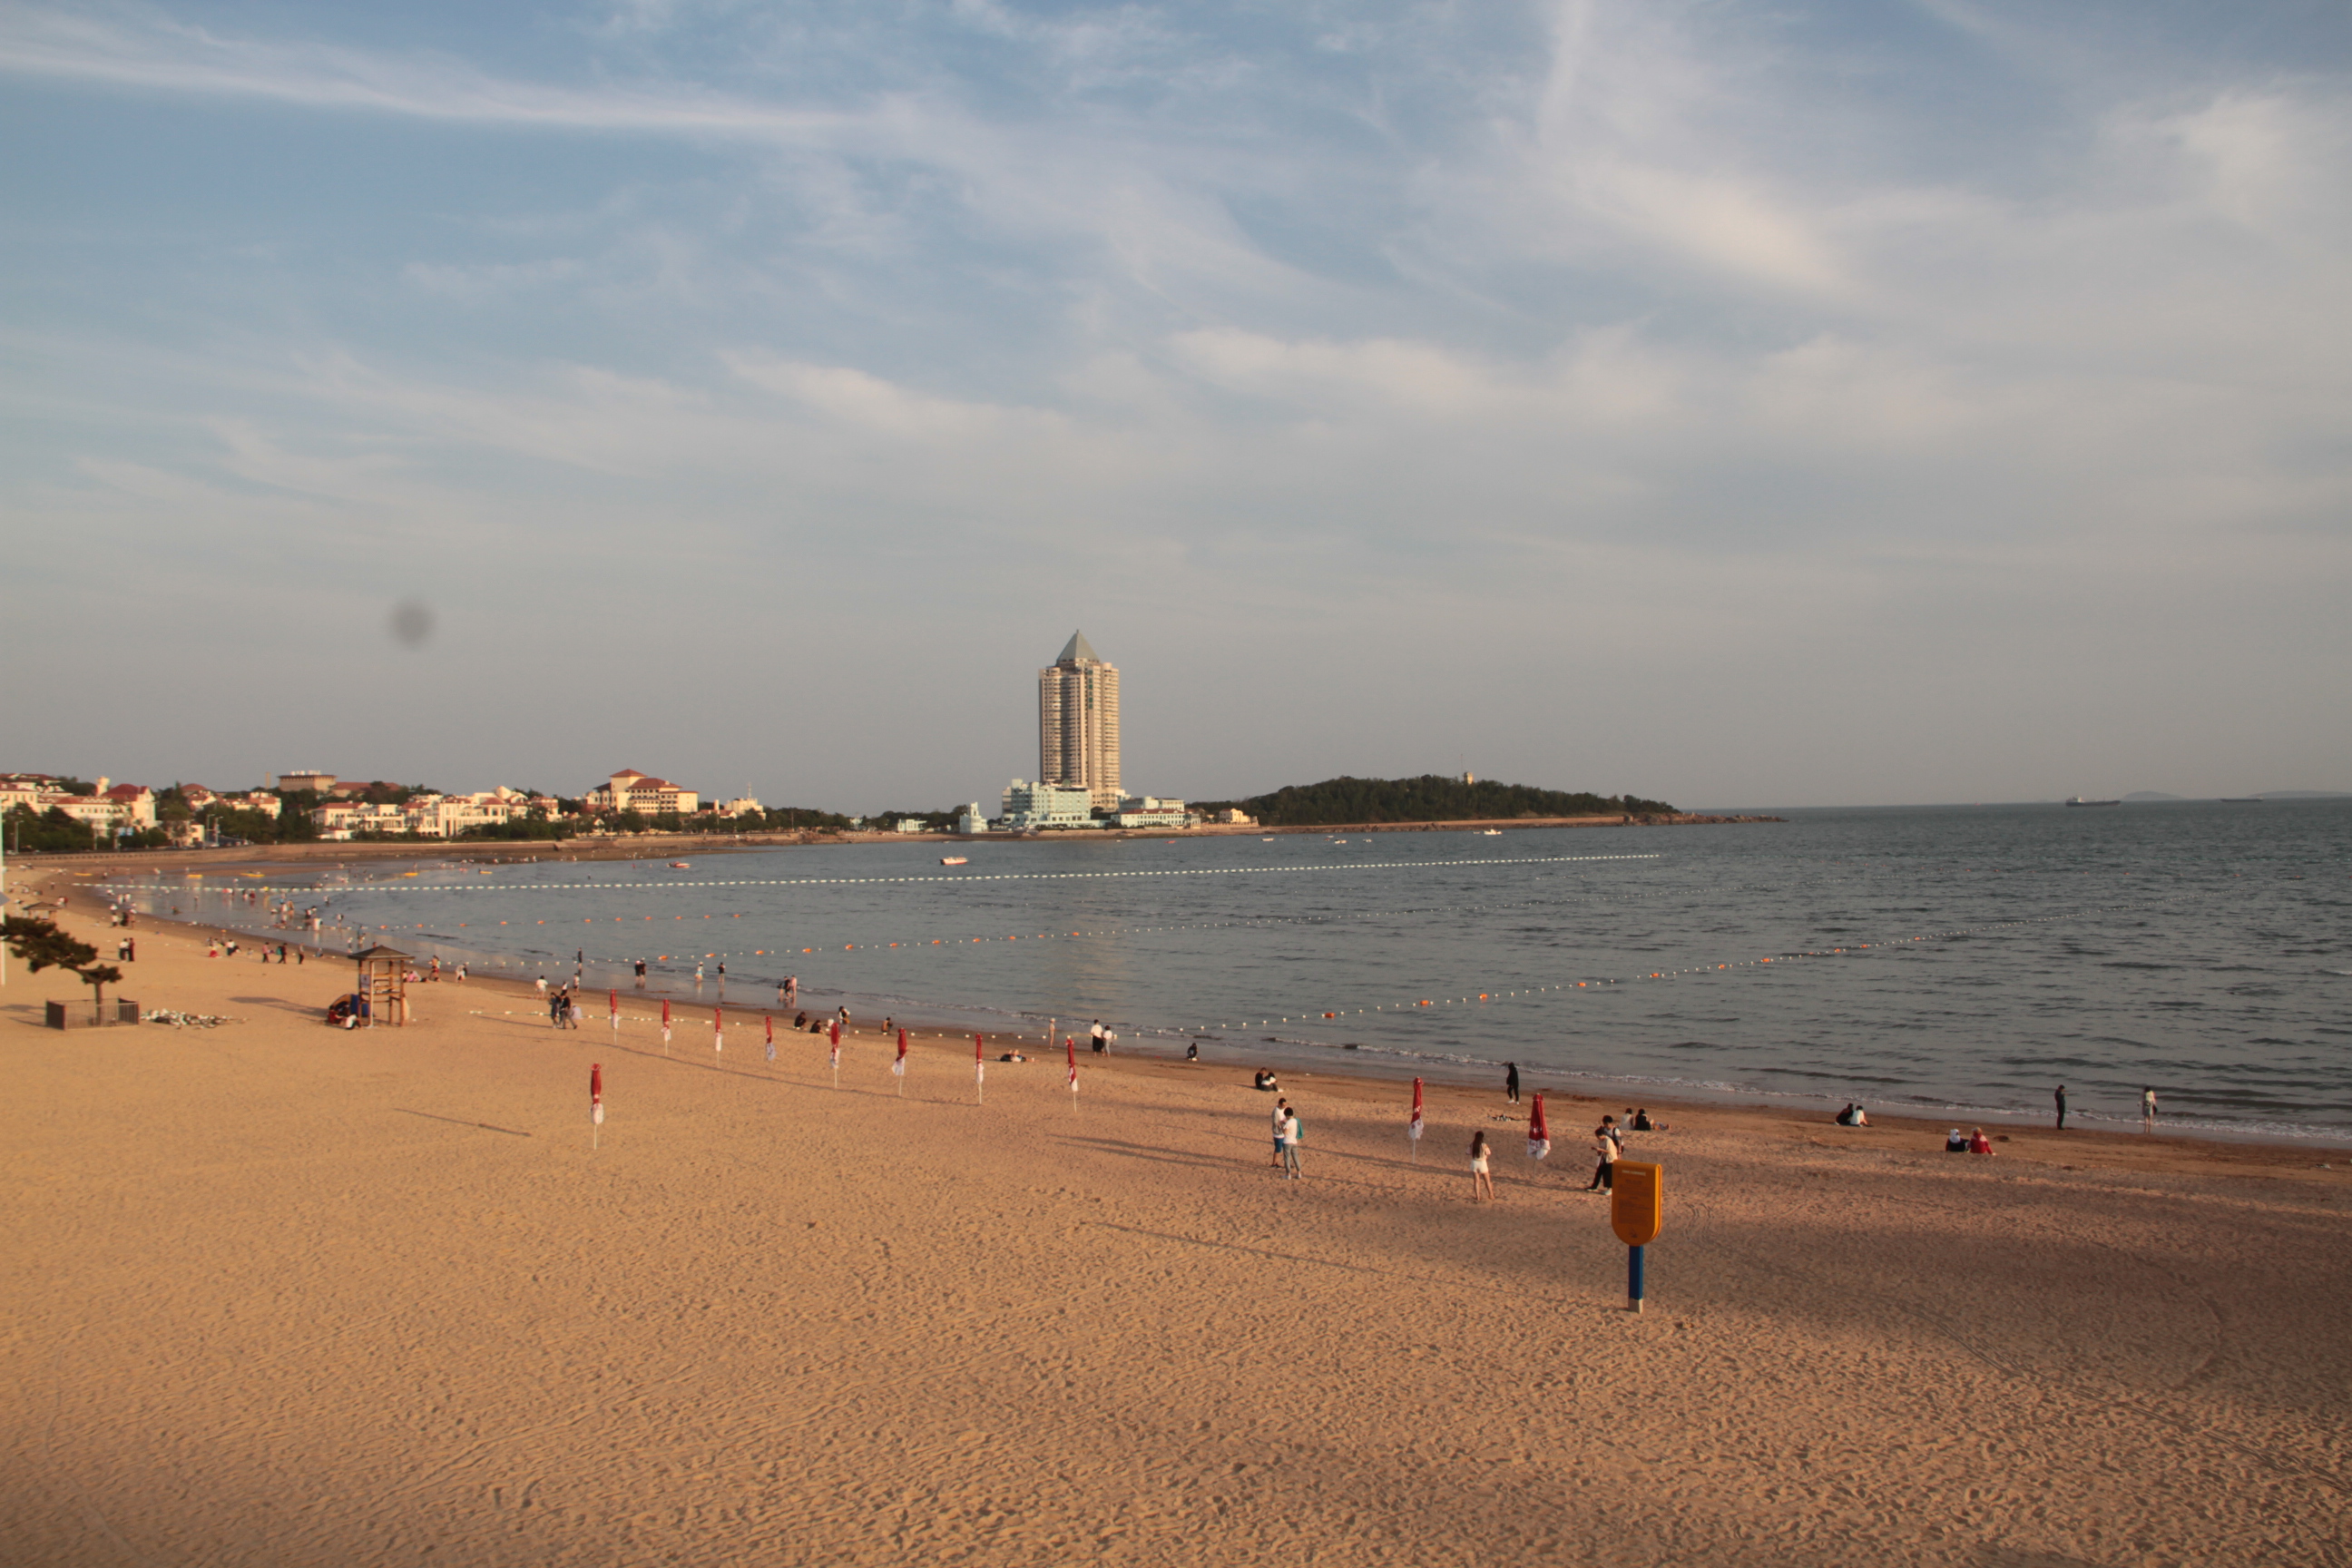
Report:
608,988,618,1023
1409,1077,1425,1139
661,998,671,1027
713,1004,723,1054
1067,1032,1078,1093
590,1063,603,1125
829,1018,841,1046
765,1014,774,1045
975,1032,985,1063
1528,1092,1551,1160
893,1026,907,1076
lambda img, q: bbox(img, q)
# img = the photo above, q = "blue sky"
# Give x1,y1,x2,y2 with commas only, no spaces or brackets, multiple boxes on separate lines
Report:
4,0,2347,808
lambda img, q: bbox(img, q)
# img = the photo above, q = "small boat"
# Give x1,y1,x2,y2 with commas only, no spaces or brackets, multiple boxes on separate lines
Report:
2219,797,2263,803
940,856,968,866
2063,798,2120,808
1480,828,1503,836
668,860,692,868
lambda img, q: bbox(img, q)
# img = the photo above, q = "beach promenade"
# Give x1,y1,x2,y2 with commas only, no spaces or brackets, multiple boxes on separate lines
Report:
5,880,2347,1565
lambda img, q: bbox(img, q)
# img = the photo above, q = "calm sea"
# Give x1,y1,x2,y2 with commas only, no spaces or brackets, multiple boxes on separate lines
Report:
126,799,2352,1142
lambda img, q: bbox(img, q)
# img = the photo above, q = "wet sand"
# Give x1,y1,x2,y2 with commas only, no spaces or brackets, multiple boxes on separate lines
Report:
5,874,2348,1564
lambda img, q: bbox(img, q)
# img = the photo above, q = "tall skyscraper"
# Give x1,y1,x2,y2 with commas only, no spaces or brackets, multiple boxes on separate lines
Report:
1038,631,1122,811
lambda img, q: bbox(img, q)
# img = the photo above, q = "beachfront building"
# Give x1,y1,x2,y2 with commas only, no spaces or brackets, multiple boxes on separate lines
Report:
956,802,987,835
999,779,1098,830
1038,632,1122,812
714,796,764,818
307,790,530,839
0,773,64,815
276,770,337,793
49,782,160,832
309,801,410,839
1112,796,1193,830
583,769,701,817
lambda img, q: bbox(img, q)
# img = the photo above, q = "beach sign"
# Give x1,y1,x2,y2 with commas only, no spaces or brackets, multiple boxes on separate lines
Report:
1612,1160,1662,1312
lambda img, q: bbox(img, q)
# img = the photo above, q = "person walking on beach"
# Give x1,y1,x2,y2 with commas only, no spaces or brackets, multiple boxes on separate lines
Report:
1279,1108,1303,1180
1504,1062,1521,1103
1090,1020,1107,1055
1584,1116,1619,1191
1470,1131,1495,1201
2054,1084,2068,1131
1270,1096,1290,1168
2141,1087,2158,1132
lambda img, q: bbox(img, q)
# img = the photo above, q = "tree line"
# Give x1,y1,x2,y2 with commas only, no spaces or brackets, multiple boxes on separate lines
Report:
1190,775,1677,827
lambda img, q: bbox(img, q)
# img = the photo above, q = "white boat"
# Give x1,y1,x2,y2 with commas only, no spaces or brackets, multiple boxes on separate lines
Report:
2063,798,2120,808
1480,828,1503,836
940,856,969,866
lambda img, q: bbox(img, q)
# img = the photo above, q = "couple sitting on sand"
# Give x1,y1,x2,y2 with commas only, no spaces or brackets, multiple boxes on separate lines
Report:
1945,1128,1995,1154
1252,1070,1279,1092
1835,1102,1871,1127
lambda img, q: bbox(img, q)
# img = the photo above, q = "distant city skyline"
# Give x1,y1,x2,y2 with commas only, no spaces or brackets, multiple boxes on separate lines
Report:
0,3,2344,808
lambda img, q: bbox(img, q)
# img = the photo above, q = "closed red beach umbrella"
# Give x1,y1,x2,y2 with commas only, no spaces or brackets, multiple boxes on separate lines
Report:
1528,1092,1551,1161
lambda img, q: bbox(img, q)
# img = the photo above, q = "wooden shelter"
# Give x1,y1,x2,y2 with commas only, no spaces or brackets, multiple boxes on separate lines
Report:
350,944,412,1027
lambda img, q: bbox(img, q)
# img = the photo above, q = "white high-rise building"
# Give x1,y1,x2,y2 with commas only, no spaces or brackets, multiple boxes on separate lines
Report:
1038,631,1122,812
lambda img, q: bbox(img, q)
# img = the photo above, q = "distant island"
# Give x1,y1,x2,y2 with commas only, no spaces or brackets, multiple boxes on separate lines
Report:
1191,775,1676,828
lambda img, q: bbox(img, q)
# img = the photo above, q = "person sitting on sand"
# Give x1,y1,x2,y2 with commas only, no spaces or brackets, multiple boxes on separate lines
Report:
1186,1043,1200,1062
793,1011,809,1031
1945,1128,1969,1153
1968,1128,1994,1155
1850,1105,1868,1127
1836,1102,1857,1126
998,1051,1027,1063
1253,1070,1279,1092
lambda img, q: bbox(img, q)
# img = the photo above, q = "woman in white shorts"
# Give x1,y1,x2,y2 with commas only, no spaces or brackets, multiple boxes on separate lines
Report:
1470,1130,1494,1202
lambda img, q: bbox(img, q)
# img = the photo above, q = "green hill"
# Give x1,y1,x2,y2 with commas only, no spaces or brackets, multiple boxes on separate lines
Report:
1193,775,1674,828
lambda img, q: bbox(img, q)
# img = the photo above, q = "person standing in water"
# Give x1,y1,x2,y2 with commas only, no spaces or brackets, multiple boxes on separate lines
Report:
2054,1084,2069,1130
2141,1087,2158,1132
1504,1063,1521,1104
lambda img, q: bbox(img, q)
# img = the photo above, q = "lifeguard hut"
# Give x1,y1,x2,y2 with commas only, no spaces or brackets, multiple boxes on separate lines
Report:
351,944,412,1026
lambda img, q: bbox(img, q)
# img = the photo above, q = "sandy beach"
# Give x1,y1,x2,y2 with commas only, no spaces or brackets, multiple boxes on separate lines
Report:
5,870,2348,1565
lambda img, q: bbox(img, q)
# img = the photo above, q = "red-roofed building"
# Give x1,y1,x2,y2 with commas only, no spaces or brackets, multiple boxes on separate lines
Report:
584,769,699,816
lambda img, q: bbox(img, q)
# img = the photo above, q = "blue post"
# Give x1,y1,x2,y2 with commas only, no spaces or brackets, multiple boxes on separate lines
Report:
1627,1244,1645,1312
